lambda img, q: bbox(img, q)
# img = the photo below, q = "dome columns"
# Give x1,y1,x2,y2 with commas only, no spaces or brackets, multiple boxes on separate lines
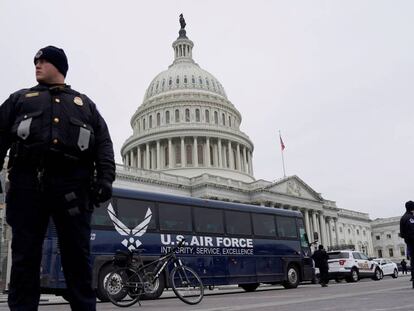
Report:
123,136,254,177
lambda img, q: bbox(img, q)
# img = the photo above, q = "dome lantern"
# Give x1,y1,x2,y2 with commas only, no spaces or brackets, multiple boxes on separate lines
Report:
172,14,194,65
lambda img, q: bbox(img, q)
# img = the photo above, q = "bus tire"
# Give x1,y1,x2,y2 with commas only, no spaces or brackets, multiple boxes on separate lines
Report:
239,283,259,292
282,264,300,289
96,264,117,302
141,272,165,300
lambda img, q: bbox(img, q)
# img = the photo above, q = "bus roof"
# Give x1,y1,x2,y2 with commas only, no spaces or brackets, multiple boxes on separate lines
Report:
113,187,302,218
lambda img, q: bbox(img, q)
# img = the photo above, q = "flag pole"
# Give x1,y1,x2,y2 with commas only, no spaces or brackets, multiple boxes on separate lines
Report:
279,130,286,178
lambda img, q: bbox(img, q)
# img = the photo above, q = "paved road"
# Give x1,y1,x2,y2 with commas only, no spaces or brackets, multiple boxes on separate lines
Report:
1,275,413,310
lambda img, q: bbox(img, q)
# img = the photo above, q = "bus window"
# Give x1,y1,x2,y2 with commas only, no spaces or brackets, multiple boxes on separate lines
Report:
159,203,192,232
276,216,297,238
91,200,113,227
194,207,224,234
252,214,276,237
116,198,157,231
297,219,309,247
225,211,252,235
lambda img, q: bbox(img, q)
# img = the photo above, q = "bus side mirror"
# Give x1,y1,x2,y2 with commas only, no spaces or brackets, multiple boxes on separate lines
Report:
313,232,319,241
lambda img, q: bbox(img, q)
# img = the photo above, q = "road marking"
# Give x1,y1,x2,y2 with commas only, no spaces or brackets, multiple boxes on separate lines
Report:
197,286,409,311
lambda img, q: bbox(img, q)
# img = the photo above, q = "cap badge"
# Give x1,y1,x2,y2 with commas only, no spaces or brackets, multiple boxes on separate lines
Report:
35,50,43,59
74,96,83,106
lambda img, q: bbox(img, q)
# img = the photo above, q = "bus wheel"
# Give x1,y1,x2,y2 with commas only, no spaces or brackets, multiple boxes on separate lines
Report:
96,264,118,302
141,272,165,300
282,265,300,289
239,283,259,292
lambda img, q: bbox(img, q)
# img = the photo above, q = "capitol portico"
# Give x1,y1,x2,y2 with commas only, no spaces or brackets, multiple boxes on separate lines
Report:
116,17,375,256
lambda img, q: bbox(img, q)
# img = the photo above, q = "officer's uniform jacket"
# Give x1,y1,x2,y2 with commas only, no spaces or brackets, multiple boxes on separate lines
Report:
0,84,115,188
400,211,414,245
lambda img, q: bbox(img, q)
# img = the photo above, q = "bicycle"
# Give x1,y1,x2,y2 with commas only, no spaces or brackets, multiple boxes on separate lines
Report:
105,239,204,307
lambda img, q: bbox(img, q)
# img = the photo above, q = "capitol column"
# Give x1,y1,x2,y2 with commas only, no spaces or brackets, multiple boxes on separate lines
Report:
236,144,241,171
168,138,173,168
130,150,135,168
218,139,223,168
228,141,234,169
137,146,141,169
156,140,161,169
193,137,198,167
333,218,339,246
312,211,320,242
303,209,311,236
206,137,211,167
243,146,247,173
247,150,253,175
125,153,130,167
146,143,150,169
319,213,327,247
327,217,334,247
180,137,185,167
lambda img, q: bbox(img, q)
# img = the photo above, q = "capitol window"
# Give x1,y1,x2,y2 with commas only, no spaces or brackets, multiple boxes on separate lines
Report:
143,118,146,130
169,78,172,86
222,113,226,126
214,111,218,124
389,248,394,257
186,144,192,165
387,233,392,239
192,76,195,84
195,109,200,122
175,145,181,165
199,77,203,85
165,111,170,124
184,76,188,84
162,79,165,89
228,116,231,127
175,109,180,122
205,110,210,123
156,113,160,126
149,115,153,128
176,77,180,85
401,247,406,256
185,109,190,122
198,145,203,165
212,80,216,90
205,78,209,89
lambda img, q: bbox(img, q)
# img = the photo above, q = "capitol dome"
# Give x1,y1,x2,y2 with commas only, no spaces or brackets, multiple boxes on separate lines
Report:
121,18,255,182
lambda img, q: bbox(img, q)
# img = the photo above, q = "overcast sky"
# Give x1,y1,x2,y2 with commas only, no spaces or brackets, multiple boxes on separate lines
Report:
1,1,413,219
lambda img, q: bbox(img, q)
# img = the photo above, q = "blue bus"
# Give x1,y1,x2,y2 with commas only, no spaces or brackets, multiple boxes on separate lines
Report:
39,187,314,300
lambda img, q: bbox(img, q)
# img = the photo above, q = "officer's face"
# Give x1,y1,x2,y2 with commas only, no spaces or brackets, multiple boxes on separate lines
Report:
35,59,64,84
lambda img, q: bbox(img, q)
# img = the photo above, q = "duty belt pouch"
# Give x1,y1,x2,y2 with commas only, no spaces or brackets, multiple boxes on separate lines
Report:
64,192,81,216
17,118,32,140
78,127,90,151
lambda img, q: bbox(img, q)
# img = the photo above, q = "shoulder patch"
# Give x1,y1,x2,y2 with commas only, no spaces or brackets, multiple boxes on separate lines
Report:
25,92,39,98
409,219,414,224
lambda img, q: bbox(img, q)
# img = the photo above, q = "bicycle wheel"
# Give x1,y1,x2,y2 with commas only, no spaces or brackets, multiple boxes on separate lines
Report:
105,267,143,307
170,266,204,305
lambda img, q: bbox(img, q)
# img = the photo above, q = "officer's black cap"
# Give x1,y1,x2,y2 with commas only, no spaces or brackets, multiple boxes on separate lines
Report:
405,201,414,211
34,46,69,77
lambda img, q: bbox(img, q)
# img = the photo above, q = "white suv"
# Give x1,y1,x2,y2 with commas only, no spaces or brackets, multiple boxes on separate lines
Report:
372,258,399,278
327,250,382,282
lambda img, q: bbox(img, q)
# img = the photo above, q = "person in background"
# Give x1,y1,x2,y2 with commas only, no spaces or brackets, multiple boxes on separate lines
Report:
0,46,115,311
400,201,414,284
401,259,408,275
312,244,330,287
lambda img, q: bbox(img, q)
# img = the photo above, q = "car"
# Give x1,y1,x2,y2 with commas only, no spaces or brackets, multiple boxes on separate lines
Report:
372,258,399,278
327,250,382,282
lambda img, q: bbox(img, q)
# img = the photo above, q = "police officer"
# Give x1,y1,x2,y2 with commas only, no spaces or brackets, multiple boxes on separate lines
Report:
312,244,329,287
0,46,115,311
400,200,414,283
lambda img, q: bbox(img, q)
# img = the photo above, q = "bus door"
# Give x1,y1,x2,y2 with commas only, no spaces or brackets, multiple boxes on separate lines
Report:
297,218,313,281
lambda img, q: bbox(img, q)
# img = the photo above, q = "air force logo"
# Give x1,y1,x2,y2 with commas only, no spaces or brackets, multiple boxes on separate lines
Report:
107,203,152,251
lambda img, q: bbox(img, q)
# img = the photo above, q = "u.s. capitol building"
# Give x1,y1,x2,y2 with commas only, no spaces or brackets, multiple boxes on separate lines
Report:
114,19,379,257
